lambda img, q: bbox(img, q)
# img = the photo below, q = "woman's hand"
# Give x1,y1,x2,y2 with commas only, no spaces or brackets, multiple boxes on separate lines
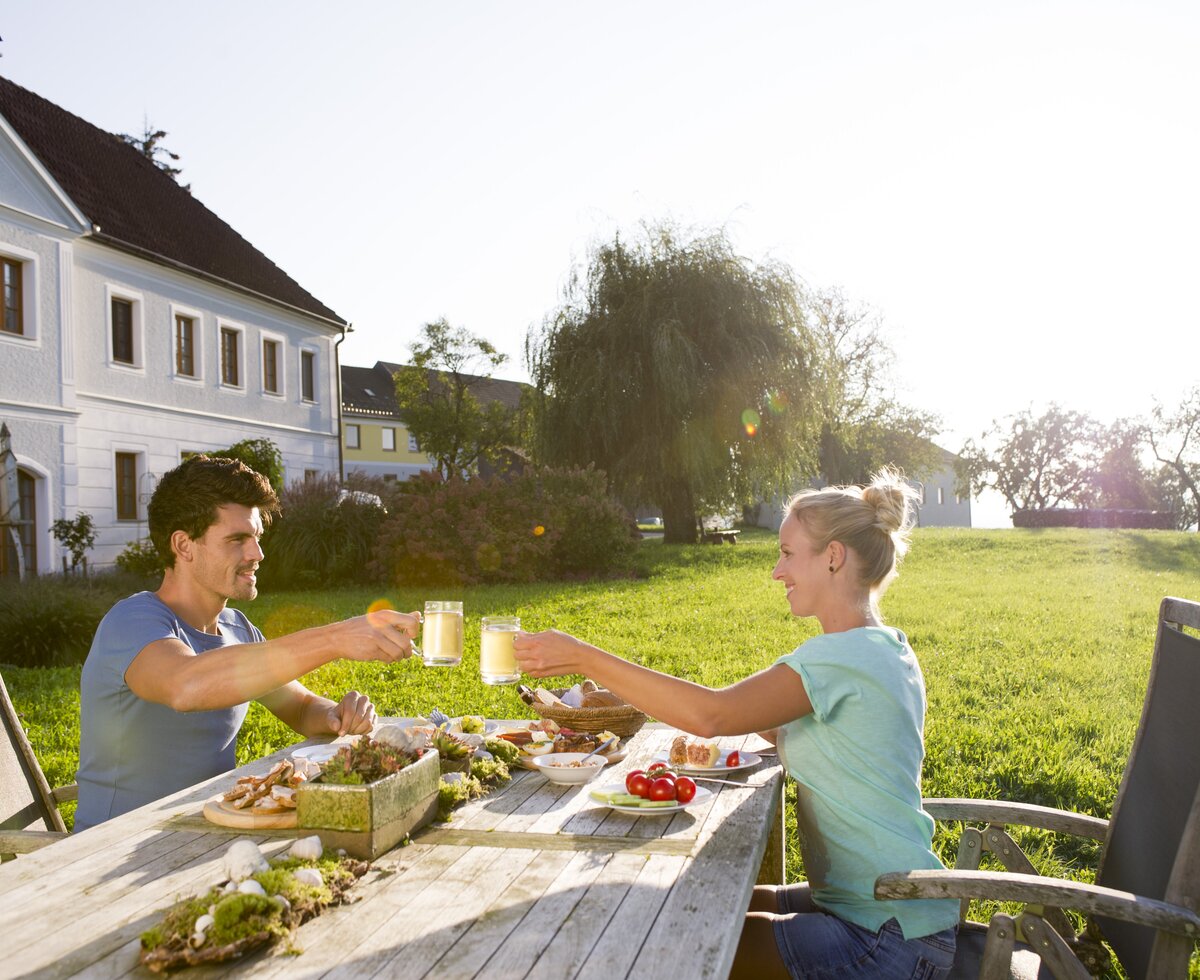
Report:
513,629,592,678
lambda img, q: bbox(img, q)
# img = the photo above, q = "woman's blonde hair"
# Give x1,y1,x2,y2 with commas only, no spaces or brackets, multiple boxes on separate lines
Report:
784,467,920,594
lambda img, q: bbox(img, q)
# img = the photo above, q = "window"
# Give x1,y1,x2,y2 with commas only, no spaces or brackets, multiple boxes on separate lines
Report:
2,258,22,335
263,339,280,394
937,487,945,505
345,424,360,449
300,349,315,401
220,326,240,386
408,434,420,452
115,453,138,520
175,314,196,376
304,469,319,483
382,427,396,452
112,298,135,364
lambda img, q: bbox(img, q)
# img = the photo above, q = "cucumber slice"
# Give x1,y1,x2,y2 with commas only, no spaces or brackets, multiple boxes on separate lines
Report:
609,793,646,806
638,800,678,808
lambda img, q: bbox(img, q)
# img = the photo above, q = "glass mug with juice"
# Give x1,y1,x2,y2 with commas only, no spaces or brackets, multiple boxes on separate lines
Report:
480,615,520,684
420,600,463,667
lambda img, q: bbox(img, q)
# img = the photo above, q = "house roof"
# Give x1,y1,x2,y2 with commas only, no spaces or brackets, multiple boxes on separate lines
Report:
341,361,528,418
0,74,346,327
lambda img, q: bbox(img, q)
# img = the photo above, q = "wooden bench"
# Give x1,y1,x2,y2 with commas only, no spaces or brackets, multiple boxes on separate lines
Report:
703,528,741,544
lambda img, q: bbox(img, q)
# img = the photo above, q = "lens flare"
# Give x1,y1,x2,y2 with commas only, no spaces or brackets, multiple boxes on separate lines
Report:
766,391,788,415
741,408,761,437
366,597,396,627
533,525,546,536
476,542,502,572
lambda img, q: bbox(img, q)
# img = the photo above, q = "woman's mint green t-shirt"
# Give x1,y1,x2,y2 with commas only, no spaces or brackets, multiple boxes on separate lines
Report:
774,627,958,939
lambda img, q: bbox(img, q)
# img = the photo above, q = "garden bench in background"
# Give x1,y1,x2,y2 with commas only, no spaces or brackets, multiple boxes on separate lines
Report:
877,596,1200,979
1,670,76,860
703,528,740,544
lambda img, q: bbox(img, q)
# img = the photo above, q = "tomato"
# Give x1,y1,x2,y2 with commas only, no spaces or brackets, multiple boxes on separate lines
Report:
624,769,645,794
726,750,740,768
627,772,652,798
646,762,672,778
674,777,697,803
648,776,677,802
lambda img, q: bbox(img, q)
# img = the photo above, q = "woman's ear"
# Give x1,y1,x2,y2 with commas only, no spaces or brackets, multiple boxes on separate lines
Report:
827,540,847,572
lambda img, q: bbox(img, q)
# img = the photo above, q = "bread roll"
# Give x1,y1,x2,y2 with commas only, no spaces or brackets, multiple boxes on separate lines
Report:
669,735,689,766
685,741,721,768
581,690,624,708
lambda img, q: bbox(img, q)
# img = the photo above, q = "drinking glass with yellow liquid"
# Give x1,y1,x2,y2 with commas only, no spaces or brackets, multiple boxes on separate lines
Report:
419,600,463,667
480,615,521,684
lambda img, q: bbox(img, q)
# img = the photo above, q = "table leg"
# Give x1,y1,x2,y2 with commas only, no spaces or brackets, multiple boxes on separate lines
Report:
756,785,786,885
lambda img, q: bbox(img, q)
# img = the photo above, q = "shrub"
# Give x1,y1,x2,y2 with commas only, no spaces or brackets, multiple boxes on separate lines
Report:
0,578,114,667
115,537,164,579
371,466,637,587
205,438,285,495
257,475,389,590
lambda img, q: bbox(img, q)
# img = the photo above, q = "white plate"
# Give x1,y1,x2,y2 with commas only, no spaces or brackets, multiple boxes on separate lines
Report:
651,749,762,776
291,743,341,764
450,718,499,736
591,781,713,815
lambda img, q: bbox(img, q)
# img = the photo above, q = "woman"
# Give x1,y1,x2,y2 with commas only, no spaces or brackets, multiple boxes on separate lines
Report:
513,469,958,979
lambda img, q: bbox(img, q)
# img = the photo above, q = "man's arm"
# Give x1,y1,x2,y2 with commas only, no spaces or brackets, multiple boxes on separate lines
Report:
257,683,377,738
124,611,418,712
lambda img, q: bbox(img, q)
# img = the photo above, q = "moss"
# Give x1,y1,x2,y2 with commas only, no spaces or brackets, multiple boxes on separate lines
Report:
253,867,331,906
483,737,521,766
209,892,288,946
140,890,220,949
469,756,511,786
437,774,483,821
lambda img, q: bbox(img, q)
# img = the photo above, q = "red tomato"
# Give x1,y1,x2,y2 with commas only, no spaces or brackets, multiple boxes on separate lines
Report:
647,762,672,778
624,769,645,794
726,750,740,768
648,777,677,802
674,777,697,803
627,772,652,798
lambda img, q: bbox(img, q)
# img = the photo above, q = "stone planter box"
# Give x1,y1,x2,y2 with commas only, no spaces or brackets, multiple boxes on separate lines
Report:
296,749,440,859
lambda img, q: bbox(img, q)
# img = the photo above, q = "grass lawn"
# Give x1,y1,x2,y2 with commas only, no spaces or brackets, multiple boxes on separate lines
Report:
6,526,1199,975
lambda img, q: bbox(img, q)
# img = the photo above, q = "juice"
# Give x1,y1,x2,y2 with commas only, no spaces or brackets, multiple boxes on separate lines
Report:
480,616,520,684
421,608,463,666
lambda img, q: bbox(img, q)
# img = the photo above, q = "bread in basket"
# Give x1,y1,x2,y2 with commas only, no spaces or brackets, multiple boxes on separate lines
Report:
519,683,647,739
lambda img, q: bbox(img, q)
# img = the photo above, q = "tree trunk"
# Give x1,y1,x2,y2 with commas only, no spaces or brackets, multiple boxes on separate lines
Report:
660,481,699,544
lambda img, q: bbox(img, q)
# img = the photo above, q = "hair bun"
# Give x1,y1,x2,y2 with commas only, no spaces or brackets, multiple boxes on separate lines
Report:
862,468,918,535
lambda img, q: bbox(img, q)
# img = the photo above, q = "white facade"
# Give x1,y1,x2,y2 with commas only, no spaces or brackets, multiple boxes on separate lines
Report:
0,124,342,573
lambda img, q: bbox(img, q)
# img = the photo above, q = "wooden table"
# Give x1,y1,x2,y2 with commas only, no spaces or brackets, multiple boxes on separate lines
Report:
0,724,784,979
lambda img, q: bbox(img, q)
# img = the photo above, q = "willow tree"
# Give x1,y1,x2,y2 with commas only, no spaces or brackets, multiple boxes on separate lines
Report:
527,224,822,543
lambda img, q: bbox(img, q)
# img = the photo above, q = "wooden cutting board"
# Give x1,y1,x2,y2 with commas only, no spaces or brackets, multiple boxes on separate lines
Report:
202,798,298,830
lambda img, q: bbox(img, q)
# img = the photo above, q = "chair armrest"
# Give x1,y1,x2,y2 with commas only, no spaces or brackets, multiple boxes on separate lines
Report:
924,798,1108,841
0,829,70,855
875,869,1200,939
51,783,78,804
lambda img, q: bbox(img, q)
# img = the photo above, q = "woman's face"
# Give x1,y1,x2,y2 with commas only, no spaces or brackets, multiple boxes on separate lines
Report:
772,513,829,618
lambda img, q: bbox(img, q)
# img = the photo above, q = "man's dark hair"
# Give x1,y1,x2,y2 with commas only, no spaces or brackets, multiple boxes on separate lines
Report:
148,455,280,567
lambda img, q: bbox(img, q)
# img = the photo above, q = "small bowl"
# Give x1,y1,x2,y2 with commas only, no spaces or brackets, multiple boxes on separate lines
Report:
530,752,607,785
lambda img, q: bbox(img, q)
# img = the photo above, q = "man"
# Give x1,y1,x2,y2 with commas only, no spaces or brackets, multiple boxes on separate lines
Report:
75,456,420,830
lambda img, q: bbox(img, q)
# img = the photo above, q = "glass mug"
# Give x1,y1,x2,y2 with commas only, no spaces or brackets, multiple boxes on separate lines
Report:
480,615,521,685
418,600,464,667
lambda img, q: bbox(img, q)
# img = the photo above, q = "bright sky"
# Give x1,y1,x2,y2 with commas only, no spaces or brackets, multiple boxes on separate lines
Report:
4,2,1197,526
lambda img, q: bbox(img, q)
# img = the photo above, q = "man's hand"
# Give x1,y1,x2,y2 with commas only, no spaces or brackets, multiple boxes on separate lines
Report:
334,609,422,663
324,689,377,737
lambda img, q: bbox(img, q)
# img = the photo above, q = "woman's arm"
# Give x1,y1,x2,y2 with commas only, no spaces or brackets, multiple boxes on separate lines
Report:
513,629,812,737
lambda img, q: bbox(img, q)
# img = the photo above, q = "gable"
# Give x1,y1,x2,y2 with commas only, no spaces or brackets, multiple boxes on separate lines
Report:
0,119,87,231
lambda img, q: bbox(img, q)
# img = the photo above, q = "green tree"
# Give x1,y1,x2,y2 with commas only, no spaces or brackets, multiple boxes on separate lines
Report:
392,319,521,480
117,118,190,192
1086,419,1158,509
1146,386,1200,530
956,405,1101,514
527,223,822,544
205,438,284,495
51,512,96,573
807,288,942,485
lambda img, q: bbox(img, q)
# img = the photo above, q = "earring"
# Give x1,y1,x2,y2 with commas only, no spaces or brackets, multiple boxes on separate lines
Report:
828,563,835,573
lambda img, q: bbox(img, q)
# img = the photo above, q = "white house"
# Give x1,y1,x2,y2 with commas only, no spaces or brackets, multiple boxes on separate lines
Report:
0,75,348,575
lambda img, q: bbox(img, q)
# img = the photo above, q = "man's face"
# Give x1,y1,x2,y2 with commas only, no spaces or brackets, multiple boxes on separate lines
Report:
190,504,265,602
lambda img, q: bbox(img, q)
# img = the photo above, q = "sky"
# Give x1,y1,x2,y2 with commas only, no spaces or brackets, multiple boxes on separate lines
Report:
3,2,1197,525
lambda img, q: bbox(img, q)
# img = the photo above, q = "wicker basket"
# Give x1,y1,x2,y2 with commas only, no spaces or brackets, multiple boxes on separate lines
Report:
528,689,648,739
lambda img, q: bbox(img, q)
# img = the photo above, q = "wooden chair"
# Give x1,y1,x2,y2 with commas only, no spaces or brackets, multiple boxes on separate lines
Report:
877,596,1200,979
1,670,75,859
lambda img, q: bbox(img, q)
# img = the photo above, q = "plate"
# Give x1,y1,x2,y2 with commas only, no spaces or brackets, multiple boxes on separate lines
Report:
590,782,713,816
651,749,762,776
202,797,298,829
292,743,341,764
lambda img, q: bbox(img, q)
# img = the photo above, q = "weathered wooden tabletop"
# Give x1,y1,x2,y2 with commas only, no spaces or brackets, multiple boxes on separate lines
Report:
0,724,784,979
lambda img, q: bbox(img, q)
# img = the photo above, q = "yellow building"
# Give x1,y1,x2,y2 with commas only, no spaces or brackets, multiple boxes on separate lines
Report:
340,363,432,481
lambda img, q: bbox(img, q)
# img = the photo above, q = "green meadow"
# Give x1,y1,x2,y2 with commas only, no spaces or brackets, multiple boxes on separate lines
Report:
6,527,1199,974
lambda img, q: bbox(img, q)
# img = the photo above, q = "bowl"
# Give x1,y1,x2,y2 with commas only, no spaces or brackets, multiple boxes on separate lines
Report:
530,752,608,785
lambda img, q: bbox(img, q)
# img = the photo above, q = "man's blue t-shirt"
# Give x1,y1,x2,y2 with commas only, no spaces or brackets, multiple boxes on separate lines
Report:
75,591,263,831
